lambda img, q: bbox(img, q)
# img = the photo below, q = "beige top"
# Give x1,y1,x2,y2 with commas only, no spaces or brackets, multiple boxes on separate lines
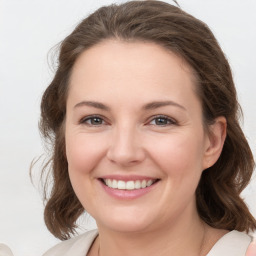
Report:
0,244,14,256
43,230,251,256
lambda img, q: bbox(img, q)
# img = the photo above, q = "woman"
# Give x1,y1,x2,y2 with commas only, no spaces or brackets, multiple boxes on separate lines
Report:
39,1,256,255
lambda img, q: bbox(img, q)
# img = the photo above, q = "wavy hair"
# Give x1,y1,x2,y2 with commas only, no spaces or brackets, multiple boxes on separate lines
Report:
38,0,256,240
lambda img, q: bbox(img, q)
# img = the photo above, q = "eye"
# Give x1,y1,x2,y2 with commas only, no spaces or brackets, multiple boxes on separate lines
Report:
80,115,106,126
149,115,176,126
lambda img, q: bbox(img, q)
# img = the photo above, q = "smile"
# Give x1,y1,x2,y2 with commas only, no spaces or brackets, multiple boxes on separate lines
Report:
102,179,158,190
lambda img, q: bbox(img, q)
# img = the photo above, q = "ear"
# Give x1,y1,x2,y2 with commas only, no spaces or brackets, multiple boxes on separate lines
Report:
203,116,227,170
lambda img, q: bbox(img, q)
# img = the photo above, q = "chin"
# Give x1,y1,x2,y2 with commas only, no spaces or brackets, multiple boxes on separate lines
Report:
95,209,156,233
101,220,152,234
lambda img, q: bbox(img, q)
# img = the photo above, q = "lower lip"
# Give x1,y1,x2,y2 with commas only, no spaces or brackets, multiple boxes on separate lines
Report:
99,180,159,200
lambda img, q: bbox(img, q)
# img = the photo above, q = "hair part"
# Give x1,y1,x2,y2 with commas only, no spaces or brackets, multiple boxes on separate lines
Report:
38,0,256,240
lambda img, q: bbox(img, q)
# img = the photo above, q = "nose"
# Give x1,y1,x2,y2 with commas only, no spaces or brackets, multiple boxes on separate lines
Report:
106,125,146,167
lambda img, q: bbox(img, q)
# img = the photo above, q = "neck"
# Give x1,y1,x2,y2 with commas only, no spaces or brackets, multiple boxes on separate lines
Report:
96,211,206,256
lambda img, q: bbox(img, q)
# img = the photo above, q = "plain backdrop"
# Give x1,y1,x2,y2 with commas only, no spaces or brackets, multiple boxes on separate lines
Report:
0,0,255,255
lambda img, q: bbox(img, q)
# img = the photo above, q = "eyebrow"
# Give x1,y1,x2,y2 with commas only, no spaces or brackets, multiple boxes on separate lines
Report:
74,100,186,111
74,101,110,111
143,101,186,111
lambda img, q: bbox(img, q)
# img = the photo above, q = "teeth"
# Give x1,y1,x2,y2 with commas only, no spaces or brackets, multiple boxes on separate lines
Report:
126,181,135,190
103,179,156,190
135,180,141,189
147,180,153,186
117,180,126,189
112,179,118,188
106,179,111,187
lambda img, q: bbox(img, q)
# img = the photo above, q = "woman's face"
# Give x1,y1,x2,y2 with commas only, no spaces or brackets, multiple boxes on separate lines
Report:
65,40,212,233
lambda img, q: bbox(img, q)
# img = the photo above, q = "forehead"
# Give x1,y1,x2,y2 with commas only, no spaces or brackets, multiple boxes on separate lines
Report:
68,39,199,108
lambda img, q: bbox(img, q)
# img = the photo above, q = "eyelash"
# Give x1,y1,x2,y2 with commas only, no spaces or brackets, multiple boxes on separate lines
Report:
148,115,177,126
79,115,107,126
79,115,177,127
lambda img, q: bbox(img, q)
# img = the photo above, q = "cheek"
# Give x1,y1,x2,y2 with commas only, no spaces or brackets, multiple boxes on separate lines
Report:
65,134,107,211
65,134,106,175
150,133,206,211
148,132,205,178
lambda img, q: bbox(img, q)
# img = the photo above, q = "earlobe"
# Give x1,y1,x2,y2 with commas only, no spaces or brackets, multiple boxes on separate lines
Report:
203,116,227,169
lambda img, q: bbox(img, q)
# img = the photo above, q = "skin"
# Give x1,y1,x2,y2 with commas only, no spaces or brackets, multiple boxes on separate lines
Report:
65,39,230,256
247,240,256,256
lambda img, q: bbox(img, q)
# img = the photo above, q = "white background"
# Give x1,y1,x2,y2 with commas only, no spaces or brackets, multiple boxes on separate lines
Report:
0,0,255,255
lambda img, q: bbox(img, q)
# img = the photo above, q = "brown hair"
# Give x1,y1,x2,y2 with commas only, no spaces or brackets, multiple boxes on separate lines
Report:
39,0,256,240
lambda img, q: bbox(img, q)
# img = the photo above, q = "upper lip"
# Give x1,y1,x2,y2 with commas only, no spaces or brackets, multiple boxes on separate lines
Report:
98,175,159,181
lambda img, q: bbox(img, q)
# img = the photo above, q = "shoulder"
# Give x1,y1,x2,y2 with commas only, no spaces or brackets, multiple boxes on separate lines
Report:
207,230,252,256
0,244,14,256
42,229,98,256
